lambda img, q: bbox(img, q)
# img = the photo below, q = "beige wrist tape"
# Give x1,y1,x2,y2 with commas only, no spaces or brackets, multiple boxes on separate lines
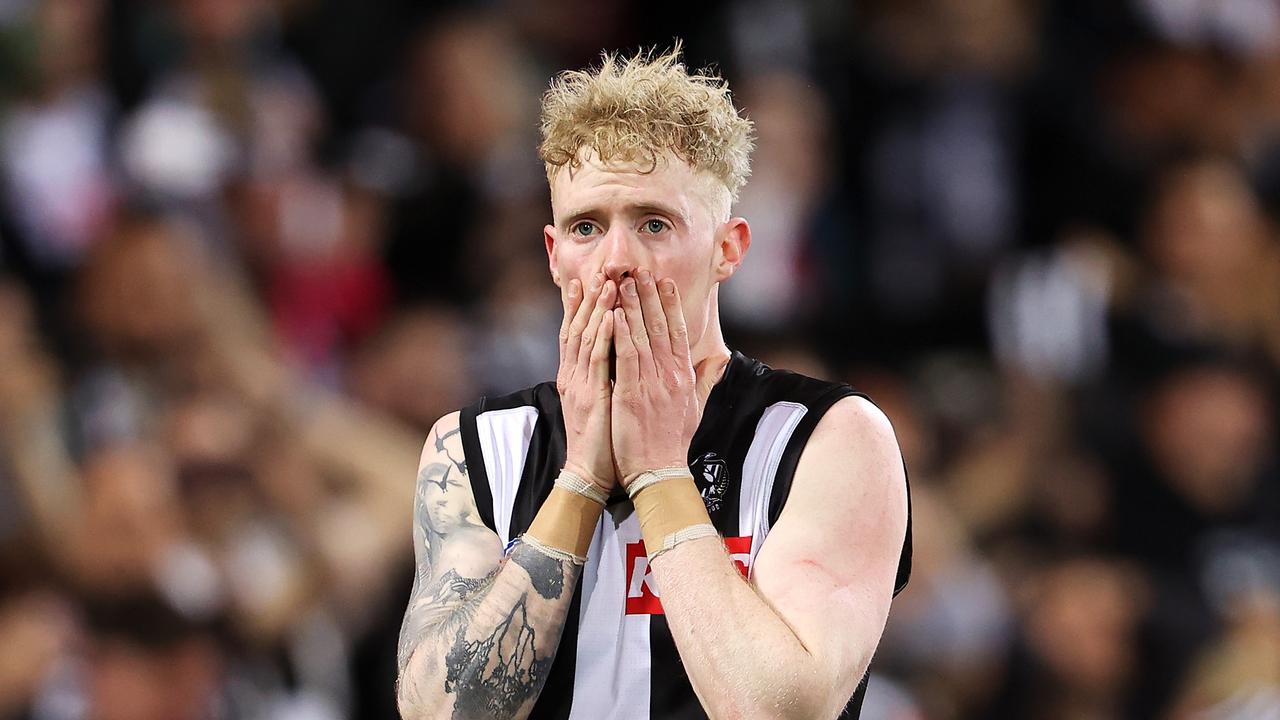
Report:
554,468,609,506
648,523,720,561
520,533,588,565
626,466,694,499
523,484,602,562
632,472,713,557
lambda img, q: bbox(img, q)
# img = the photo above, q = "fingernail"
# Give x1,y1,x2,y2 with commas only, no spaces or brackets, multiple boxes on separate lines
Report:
661,279,675,295
568,279,580,297
590,274,602,292
623,279,637,297
639,269,653,285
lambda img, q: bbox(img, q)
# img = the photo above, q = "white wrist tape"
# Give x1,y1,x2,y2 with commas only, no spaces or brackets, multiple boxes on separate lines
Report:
626,466,693,499
648,523,720,560
554,468,609,506
519,532,587,566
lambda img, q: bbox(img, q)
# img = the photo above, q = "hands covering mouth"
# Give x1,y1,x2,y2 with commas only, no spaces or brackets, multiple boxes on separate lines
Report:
556,268,700,493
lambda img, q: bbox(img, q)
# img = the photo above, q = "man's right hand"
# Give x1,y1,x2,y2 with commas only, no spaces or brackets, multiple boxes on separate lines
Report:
557,272,617,494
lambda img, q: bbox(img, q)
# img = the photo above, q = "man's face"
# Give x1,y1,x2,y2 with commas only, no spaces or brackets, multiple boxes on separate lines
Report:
420,461,470,533
544,152,747,352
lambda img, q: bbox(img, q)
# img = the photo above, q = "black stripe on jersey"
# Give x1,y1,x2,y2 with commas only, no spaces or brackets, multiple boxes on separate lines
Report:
507,384,566,542
687,350,778,539
458,403,496,534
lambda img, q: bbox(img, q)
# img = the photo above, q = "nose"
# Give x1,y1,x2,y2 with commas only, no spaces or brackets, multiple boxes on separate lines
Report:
600,226,636,284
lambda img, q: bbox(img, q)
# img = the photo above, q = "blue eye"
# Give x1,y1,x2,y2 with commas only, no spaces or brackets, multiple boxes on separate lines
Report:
571,222,597,237
643,219,668,234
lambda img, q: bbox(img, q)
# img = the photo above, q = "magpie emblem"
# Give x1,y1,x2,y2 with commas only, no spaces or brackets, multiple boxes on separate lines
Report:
691,451,729,513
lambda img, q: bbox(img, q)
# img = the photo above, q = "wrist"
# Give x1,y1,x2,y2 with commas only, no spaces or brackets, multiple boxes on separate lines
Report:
563,458,613,492
625,466,694,499
526,486,604,560
631,473,712,558
555,468,610,506
619,458,689,488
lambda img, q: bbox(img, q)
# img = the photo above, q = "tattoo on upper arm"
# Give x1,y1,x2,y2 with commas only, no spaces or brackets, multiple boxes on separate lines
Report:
399,422,487,673
434,426,466,470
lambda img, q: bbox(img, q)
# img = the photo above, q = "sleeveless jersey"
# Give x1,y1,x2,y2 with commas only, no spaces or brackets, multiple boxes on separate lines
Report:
457,351,913,719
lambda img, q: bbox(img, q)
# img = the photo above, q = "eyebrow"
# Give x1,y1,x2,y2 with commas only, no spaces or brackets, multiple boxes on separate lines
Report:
558,201,689,228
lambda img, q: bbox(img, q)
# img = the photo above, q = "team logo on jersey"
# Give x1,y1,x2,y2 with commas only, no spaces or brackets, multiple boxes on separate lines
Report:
624,537,752,614
691,451,729,513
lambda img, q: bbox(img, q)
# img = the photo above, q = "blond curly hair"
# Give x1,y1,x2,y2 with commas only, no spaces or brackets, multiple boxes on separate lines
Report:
538,45,755,202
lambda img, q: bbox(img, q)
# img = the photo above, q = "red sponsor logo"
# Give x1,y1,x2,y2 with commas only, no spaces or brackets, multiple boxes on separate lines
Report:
624,536,752,615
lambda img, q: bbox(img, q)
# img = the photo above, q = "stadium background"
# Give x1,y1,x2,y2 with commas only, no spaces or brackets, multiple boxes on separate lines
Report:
1,0,1279,718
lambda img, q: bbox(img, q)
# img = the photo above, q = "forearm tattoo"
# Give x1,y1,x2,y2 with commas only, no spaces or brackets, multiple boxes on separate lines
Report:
397,422,584,719
512,543,567,600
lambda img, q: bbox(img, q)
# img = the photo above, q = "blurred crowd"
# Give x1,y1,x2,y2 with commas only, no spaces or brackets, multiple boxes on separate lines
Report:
0,0,1278,718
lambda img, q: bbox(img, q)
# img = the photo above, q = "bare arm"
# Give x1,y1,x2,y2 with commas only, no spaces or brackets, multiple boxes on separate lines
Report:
650,397,909,720
607,270,908,719
396,412,593,720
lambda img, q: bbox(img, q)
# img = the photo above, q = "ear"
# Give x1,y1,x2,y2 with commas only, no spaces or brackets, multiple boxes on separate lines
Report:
713,217,751,283
544,224,561,287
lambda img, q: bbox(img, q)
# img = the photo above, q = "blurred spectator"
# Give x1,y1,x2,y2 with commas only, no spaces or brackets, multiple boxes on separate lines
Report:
74,595,225,720
1,0,115,275
721,71,840,332
994,556,1149,719
118,0,322,204
347,306,473,436
0,592,73,719
1133,156,1280,369
374,11,543,307
879,485,1013,718
230,173,391,378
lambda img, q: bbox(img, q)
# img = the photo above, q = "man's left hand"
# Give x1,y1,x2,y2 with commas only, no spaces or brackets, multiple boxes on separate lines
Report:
610,269,699,488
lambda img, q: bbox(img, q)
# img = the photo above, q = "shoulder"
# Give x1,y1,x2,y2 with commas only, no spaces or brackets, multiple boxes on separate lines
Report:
806,395,899,467
419,410,463,464
796,395,906,519
426,409,462,438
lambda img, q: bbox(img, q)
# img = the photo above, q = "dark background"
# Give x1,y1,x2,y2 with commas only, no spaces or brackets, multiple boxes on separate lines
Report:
1,0,1278,718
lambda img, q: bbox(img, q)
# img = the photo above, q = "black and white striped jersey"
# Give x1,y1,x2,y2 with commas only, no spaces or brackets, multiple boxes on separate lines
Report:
457,350,912,719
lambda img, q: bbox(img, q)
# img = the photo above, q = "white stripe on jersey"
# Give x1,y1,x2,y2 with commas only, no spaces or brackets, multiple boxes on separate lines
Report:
739,401,808,576
474,406,539,545
569,506,651,719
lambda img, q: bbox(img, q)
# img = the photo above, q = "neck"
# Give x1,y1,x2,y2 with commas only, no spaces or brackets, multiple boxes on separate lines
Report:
690,287,733,410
